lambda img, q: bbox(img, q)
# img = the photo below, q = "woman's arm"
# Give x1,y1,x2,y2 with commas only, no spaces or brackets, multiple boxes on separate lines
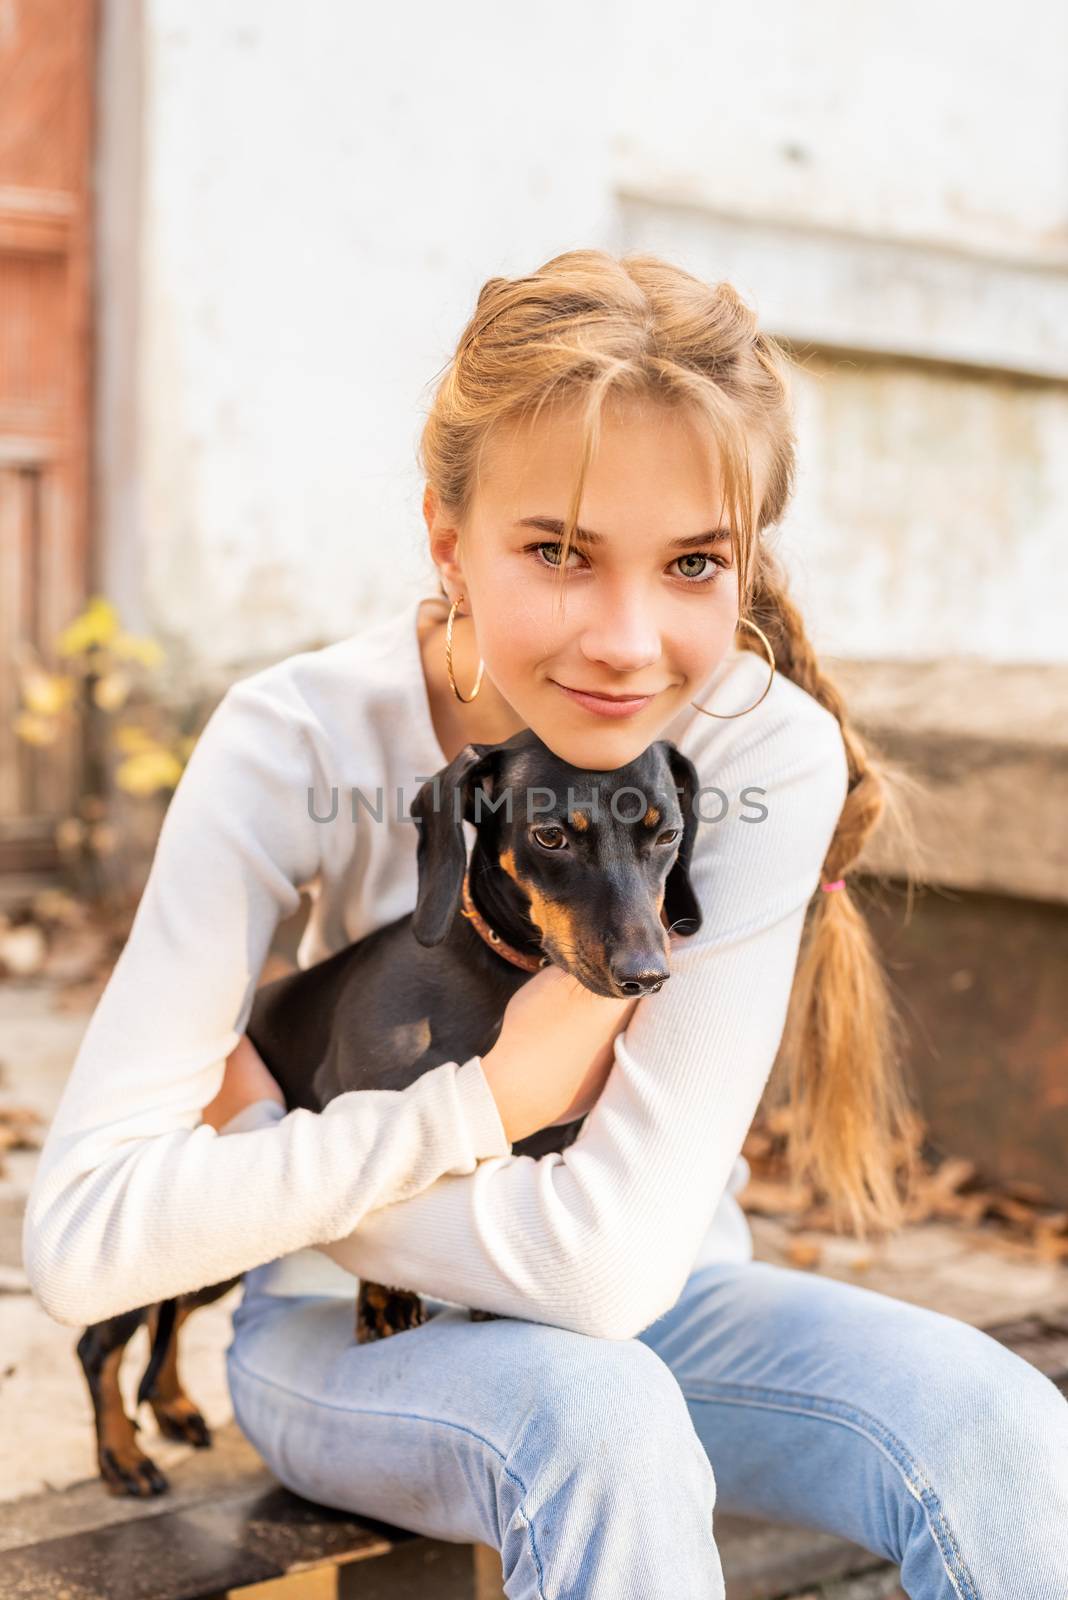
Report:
210,969,634,1141
315,694,851,1340
21,675,511,1328
202,1034,287,1129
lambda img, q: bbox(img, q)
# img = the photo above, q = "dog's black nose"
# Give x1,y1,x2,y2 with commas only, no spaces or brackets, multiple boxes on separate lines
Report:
611,966,669,997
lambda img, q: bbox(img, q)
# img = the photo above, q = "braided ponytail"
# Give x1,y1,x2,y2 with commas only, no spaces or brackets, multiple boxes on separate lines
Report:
746,550,923,1237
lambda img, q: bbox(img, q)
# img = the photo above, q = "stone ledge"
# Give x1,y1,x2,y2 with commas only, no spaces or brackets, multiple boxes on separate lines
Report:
823,656,1068,905
617,187,1068,382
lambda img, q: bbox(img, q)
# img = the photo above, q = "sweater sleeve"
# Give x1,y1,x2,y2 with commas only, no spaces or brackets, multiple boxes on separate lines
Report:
21,678,510,1329
315,698,850,1340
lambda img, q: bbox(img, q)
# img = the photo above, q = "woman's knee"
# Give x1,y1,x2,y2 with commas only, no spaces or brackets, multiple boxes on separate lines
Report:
750,1265,1068,1490
471,1328,722,1598
852,1304,1068,1570
503,1328,715,1500
889,1312,1068,1473
876,1314,1068,1595
932,1318,1068,1490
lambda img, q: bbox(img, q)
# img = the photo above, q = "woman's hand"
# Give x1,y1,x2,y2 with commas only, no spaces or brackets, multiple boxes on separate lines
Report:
479,964,641,1144
201,1033,286,1130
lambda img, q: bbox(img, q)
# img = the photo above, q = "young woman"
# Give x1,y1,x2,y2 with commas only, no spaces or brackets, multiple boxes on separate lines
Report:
25,251,1068,1597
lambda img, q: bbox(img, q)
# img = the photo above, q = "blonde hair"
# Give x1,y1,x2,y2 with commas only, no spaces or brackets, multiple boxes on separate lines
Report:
418,248,923,1240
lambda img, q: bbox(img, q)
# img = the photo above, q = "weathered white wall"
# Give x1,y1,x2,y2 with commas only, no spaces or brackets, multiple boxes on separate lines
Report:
95,0,1068,681
617,0,1068,257
613,0,1068,665
109,0,620,680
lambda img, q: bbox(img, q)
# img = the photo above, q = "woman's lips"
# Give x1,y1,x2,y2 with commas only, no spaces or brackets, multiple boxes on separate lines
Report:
552,680,656,718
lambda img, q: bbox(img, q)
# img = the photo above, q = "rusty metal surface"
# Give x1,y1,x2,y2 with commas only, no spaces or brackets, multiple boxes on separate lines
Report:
864,881,1068,1206
0,1485,401,1599
0,1422,267,1552
0,1421,406,1598
0,0,96,870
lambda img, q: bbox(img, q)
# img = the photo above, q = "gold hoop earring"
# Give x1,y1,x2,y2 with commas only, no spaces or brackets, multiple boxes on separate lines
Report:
445,592,485,703
690,616,776,719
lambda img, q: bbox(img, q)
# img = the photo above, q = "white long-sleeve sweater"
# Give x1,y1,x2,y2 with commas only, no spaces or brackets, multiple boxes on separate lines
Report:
22,589,849,1340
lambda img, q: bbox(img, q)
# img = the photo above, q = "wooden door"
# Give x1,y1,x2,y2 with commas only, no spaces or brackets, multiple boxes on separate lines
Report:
0,0,96,878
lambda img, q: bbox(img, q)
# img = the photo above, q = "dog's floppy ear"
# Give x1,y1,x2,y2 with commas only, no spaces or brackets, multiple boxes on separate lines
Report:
410,742,502,946
660,743,703,936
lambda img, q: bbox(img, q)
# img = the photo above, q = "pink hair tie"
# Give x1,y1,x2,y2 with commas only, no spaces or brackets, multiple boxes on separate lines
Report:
820,878,846,893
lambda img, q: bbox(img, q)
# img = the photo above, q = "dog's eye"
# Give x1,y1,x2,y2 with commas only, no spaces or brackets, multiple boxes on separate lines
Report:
532,825,567,850
657,829,680,846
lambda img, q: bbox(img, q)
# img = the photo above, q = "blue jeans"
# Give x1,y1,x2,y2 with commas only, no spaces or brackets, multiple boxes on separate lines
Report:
225,1257,1068,1599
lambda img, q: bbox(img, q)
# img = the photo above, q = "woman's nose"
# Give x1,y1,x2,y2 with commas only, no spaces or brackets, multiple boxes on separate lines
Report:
579,592,662,675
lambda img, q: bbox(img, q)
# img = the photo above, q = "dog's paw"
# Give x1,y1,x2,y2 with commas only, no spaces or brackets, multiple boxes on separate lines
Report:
149,1396,212,1448
356,1282,428,1343
99,1440,170,1498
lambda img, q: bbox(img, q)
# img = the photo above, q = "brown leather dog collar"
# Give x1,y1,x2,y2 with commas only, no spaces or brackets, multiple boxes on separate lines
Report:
460,865,550,973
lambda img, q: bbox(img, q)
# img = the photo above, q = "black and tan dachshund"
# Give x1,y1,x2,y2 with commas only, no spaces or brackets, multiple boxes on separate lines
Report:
76,728,704,1495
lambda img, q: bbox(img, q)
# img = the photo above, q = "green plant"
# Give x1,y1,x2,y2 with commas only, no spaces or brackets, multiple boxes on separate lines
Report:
13,596,198,909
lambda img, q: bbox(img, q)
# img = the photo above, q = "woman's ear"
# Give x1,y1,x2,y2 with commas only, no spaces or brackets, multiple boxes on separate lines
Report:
410,742,501,946
661,744,703,936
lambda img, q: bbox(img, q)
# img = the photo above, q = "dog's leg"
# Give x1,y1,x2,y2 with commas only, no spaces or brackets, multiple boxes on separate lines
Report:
77,1310,170,1498
139,1277,240,1449
355,1280,428,1343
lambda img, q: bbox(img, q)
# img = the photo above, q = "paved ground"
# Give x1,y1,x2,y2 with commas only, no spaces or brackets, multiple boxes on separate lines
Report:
3,976,1068,1507
0,979,247,1503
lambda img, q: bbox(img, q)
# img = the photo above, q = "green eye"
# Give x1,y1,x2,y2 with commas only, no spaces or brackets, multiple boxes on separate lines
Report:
673,554,727,584
530,541,584,571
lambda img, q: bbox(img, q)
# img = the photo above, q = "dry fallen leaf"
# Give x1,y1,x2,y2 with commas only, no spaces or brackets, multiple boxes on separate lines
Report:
0,1106,45,1146
740,1101,1068,1265
737,1176,815,1217
785,1239,822,1270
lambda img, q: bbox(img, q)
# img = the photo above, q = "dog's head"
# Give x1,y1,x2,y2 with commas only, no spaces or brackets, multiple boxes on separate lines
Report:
409,729,703,999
